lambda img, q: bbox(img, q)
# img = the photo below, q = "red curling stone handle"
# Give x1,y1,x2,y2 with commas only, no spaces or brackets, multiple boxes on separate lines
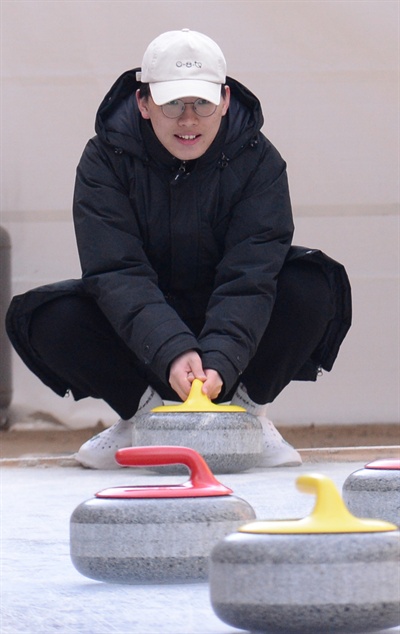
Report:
365,459,400,470
115,445,233,496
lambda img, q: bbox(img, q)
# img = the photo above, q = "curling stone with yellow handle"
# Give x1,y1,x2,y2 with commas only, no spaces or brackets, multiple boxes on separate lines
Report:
133,379,263,474
70,446,256,584
209,473,400,634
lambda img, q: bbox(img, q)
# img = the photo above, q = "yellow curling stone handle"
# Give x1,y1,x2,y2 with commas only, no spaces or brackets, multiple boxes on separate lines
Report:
239,473,398,534
151,378,246,413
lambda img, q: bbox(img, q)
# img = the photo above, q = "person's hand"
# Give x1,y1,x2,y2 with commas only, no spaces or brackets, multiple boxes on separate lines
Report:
201,368,223,401
169,350,207,401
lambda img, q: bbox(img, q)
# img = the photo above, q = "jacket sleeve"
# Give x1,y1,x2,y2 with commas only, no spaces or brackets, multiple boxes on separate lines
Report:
73,138,199,383
199,140,294,395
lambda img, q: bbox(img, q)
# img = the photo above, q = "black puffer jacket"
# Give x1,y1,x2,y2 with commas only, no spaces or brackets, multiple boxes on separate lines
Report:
72,69,294,394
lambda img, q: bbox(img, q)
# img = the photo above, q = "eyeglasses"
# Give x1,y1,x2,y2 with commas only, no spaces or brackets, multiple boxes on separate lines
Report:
161,99,217,119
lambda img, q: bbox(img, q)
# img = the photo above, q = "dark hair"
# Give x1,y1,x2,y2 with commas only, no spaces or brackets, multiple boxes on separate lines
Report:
138,82,227,101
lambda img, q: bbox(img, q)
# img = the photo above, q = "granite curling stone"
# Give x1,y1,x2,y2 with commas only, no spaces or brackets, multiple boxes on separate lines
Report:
343,459,400,527
209,473,400,634
133,379,263,474
70,445,256,584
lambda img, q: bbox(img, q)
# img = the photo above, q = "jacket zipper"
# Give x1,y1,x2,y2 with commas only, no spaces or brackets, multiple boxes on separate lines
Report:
174,161,187,181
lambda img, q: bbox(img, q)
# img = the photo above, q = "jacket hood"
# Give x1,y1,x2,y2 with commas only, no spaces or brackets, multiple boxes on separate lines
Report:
94,68,265,161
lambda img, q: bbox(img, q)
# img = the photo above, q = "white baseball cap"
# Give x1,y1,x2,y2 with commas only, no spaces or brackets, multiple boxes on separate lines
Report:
136,28,227,106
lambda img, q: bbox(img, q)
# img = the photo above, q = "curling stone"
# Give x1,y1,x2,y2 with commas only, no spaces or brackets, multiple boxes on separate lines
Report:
70,445,256,584
343,459,400,527
133,379,263,474
209,473,400,634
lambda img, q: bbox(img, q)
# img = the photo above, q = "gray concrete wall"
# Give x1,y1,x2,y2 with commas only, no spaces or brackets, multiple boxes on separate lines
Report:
1,1,398,428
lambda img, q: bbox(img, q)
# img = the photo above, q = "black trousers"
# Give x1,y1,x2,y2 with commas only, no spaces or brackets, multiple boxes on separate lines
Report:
28,259,334,420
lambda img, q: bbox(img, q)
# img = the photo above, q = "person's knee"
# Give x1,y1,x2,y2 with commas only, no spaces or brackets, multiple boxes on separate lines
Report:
278,261,334,324
29,296,94,357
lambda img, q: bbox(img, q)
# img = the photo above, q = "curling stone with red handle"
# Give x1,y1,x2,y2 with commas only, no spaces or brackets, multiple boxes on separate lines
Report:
133,379,263,474
209,473,400,634
70,446,256,584
342,458,400,527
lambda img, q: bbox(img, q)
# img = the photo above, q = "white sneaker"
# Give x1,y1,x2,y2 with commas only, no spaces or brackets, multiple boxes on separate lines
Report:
74,387,163,469
231,383,301,468
75,418,135,469
257,416,302,468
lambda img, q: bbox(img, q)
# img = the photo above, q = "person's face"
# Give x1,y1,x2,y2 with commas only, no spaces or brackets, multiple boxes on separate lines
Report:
136,87,230,161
